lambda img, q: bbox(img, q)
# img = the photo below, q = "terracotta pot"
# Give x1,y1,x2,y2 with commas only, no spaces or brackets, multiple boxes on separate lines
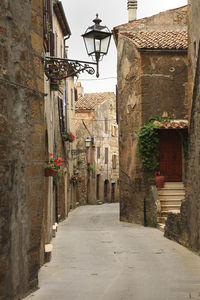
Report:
44,168,57,177
154,176,165,188
50,79,60,91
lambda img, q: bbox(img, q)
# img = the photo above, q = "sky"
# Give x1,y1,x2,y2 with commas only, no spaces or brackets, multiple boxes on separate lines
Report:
63,0,187,93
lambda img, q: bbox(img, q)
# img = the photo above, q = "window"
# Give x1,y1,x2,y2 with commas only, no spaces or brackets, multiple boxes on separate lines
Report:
105,118,108,133
114,126,118,137
105,148,108,164
112,124,118,137
97,147,100,159
112,154,117,169
44,0,53,53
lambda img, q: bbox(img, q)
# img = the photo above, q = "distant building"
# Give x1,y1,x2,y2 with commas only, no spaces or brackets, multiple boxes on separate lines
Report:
75,86,119,205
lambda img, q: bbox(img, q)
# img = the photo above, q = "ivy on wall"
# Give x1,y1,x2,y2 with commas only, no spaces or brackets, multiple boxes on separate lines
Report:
137,117,170,172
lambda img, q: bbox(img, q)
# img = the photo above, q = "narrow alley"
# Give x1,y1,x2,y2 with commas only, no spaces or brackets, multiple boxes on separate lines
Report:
25,203,200,300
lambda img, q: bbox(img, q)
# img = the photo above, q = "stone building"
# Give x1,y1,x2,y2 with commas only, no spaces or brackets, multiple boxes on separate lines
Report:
113,4,188,226
165,1,200,252
75,87,119,205
0,0,75,299
0,1,45,299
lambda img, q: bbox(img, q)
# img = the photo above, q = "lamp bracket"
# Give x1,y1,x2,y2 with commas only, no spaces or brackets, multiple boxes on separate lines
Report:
43,56,97,80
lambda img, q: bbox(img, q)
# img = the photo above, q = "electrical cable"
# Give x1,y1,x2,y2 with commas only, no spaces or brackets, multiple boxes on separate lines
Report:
0,77,48,97
76,76,117,81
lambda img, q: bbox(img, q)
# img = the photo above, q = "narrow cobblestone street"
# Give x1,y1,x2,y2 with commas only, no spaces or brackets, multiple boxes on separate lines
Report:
25,204,200,300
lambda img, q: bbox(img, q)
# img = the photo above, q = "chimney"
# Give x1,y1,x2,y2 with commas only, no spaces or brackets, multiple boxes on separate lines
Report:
127,0,137,22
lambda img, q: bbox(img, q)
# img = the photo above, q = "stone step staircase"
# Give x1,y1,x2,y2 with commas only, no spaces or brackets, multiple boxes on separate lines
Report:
157,182,185,231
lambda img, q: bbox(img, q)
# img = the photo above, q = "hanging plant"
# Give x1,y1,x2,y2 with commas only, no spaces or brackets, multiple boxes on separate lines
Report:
137,117,170,172
69,175,81,186
62,130,75,142
77,157,83,164
44,153,64,177
88,164,95,171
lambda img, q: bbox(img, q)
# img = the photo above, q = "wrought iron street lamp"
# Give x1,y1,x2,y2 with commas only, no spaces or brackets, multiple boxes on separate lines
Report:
43,15,111,80
82,14,112,78
85,137,91,148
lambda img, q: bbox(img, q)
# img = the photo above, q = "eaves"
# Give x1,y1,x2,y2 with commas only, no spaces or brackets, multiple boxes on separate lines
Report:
54,1,71,37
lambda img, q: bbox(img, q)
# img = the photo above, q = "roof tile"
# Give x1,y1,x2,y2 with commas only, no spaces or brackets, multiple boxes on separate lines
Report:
76,92,115,110
120,30,188,50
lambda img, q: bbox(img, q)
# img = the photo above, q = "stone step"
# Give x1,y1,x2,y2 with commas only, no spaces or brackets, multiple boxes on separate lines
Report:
158,187,185,192
158,190,185,195
157,182,184,230
159,195,185,201
157,223,165,232
163,182,184,188
161,204,181,211
157,216,167,223
161,210,180,217
160,200,182,206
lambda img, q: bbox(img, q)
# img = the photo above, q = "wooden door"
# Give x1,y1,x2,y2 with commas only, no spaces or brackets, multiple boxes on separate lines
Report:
111,183,115,202
104,180,108,202
96,175,100,200
158,130,182,182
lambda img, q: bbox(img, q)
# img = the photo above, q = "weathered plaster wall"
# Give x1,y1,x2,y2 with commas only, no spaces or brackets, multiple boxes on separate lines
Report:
117,36,144,223
0,0,45,299
141,51,188,123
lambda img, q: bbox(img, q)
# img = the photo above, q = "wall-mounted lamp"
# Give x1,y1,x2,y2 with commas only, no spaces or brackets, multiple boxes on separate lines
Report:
43,14,111,80
85,137,91,148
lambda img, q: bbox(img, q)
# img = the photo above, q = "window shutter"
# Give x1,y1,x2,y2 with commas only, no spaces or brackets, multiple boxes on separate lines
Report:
112,155,116,169
116,85,119,124
43,0,48,51
71,88,73,108
74,88,78,102
105,148,108,164
58,97,64,134
50,31,54,56
97,147,100,159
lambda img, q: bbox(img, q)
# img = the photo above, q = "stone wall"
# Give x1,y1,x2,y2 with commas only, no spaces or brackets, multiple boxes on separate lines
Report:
0,0,45,299
165,1,200,253
117,36,144,223
141,51,188,123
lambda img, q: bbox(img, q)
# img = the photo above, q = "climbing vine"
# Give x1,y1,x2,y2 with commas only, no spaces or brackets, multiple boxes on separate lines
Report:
137,117,170,172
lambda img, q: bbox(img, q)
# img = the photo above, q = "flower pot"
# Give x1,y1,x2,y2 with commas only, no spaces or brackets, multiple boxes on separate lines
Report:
154,176,165,188
50,79,60,91
44,168,57,177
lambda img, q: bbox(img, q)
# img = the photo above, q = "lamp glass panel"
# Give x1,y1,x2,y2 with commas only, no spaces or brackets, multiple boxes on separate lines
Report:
95,38,101,52
84,37,95,55
100,36,111,54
